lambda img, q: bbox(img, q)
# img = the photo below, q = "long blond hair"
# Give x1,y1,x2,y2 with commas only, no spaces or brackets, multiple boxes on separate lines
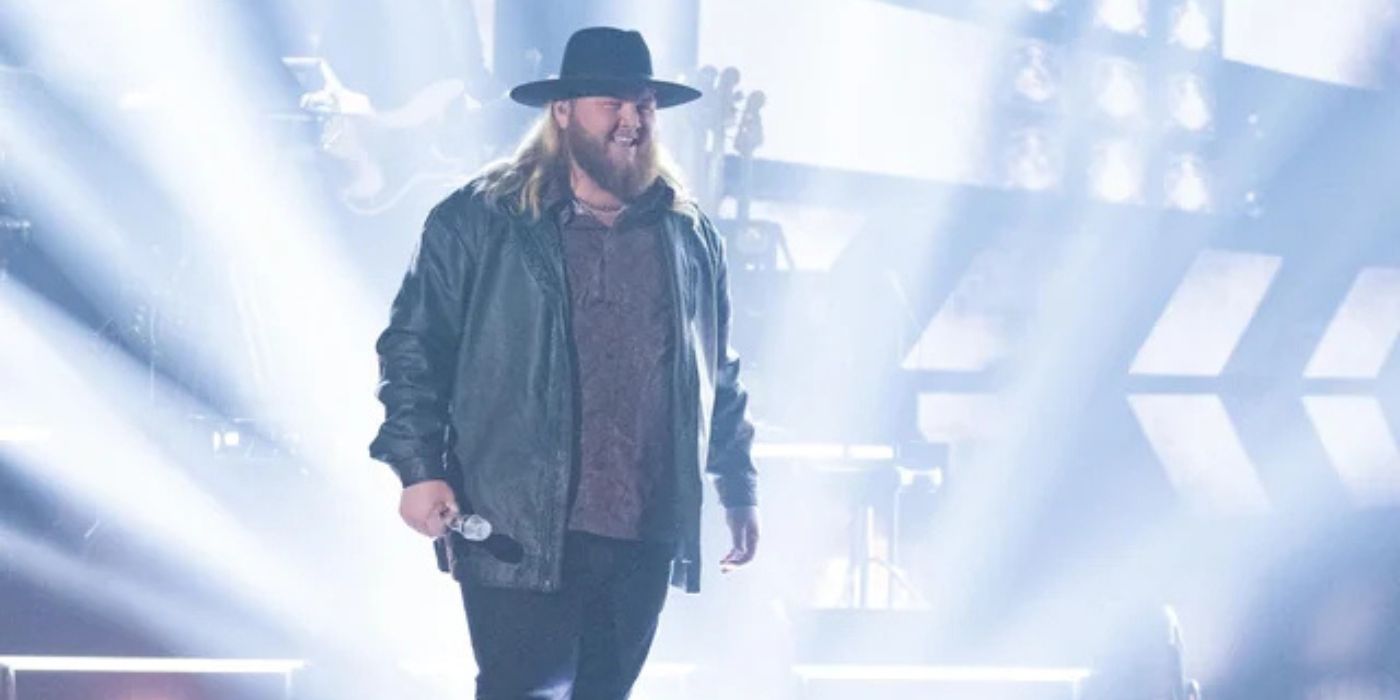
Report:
477,105,690,221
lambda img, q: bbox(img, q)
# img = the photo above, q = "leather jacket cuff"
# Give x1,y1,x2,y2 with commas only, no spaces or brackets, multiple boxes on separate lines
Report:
393,456,450,489
715,473,757,509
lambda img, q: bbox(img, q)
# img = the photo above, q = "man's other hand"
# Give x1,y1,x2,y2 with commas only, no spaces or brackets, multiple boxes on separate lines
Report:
720,506,759,572
399,479,459,538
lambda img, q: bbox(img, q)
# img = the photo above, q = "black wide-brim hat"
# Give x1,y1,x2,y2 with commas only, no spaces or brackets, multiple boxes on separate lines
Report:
509,27,701,109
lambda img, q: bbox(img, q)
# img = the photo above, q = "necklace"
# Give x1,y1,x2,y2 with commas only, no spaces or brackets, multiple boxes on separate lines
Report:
572,196,627,220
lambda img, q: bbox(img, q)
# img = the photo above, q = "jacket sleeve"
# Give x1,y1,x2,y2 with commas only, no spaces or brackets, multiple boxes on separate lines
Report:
702,216,758,508
369,204,472,487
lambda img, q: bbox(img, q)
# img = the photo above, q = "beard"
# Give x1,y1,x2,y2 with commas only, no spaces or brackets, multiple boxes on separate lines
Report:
564,119,659,201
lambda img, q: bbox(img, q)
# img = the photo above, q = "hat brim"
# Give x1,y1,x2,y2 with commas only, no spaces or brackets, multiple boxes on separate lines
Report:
509,76,701,109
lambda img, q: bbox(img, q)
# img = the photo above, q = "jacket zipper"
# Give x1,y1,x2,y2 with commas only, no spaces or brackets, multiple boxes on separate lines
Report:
547,217,578,592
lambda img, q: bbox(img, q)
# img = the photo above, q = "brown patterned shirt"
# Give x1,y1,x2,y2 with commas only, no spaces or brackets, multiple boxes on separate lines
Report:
558,187,677,543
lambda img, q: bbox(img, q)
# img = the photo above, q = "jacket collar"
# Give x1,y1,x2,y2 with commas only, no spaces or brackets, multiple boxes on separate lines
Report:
544,171,676,228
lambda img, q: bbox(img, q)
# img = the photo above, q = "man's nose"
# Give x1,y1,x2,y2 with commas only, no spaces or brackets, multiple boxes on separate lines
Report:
617,102,641,129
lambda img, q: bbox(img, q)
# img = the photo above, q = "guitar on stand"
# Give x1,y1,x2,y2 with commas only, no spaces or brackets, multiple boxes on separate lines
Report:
680,65,742,215
732,89,765,226
724,87,792,272
284,56,484,218
707,67,743,214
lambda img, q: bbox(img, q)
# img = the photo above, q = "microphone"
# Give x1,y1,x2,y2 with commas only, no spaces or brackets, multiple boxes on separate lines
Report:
439,512,525,564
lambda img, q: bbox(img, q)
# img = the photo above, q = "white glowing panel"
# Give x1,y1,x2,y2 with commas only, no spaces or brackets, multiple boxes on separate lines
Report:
903,306,1009,372
848,444,898,461
750,443,897,461
793,664,1091,683
0,426,52,443
918,393,1003,443
1303,396,1400,507
907,312,1008,372
903,251,1018,371
700,0,997,183
1129,394,1270,515
1130,250,1281,376
751,443,846,460
1305,267,1400,379
0,657,305,674
1224,0,1396,88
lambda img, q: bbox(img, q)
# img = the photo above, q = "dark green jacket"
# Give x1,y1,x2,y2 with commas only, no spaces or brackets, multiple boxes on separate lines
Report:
369,175,756,593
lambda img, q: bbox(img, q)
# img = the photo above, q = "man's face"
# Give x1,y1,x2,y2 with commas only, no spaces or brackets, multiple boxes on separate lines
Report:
556,91,659,200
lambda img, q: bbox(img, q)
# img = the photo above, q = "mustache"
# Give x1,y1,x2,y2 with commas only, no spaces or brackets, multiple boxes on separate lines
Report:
611,125,646,142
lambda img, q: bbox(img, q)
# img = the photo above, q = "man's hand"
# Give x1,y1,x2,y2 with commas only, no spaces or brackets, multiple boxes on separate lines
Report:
399,479,459,538
720,505,760,572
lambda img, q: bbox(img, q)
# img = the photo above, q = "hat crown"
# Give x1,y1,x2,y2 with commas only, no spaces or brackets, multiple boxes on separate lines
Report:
507,26,700,108
558,27,654,80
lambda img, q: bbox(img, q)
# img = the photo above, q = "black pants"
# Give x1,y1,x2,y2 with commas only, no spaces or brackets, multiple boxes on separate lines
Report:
459,532,673,700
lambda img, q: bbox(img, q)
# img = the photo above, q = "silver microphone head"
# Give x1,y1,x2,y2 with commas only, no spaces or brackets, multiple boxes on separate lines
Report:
444,513,493,541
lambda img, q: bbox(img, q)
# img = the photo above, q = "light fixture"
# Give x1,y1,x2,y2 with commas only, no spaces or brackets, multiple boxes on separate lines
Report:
211,428,242,452
1012,42,1060,105
1004,127,1061,191
1089,139,1144,203
1243,190,1264,218
1094,58,1146,122
1164,154,1210,212
1169,0,1214,51
725,219,788,272
1167,73,1212,132
1095,0,1148,35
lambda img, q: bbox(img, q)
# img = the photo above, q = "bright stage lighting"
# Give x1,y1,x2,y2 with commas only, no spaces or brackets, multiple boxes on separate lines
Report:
1164,154,1210,212
0,425,52,443
1089,139,1144,203
0,656,306,674
1167,73,1213,132
1130,249,1280,376
1093,58,1146,122
1169,0,1215,51
209,428,242,451
1243,190,1264,217
1012,42,1060,105
1094,0,1148,35
1305,267,1400,380
792,664,1091,683
1303,395,1400,507
1129,394,1270,515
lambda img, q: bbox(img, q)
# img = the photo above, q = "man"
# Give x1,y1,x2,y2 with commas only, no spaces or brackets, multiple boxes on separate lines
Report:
369,27,759,699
